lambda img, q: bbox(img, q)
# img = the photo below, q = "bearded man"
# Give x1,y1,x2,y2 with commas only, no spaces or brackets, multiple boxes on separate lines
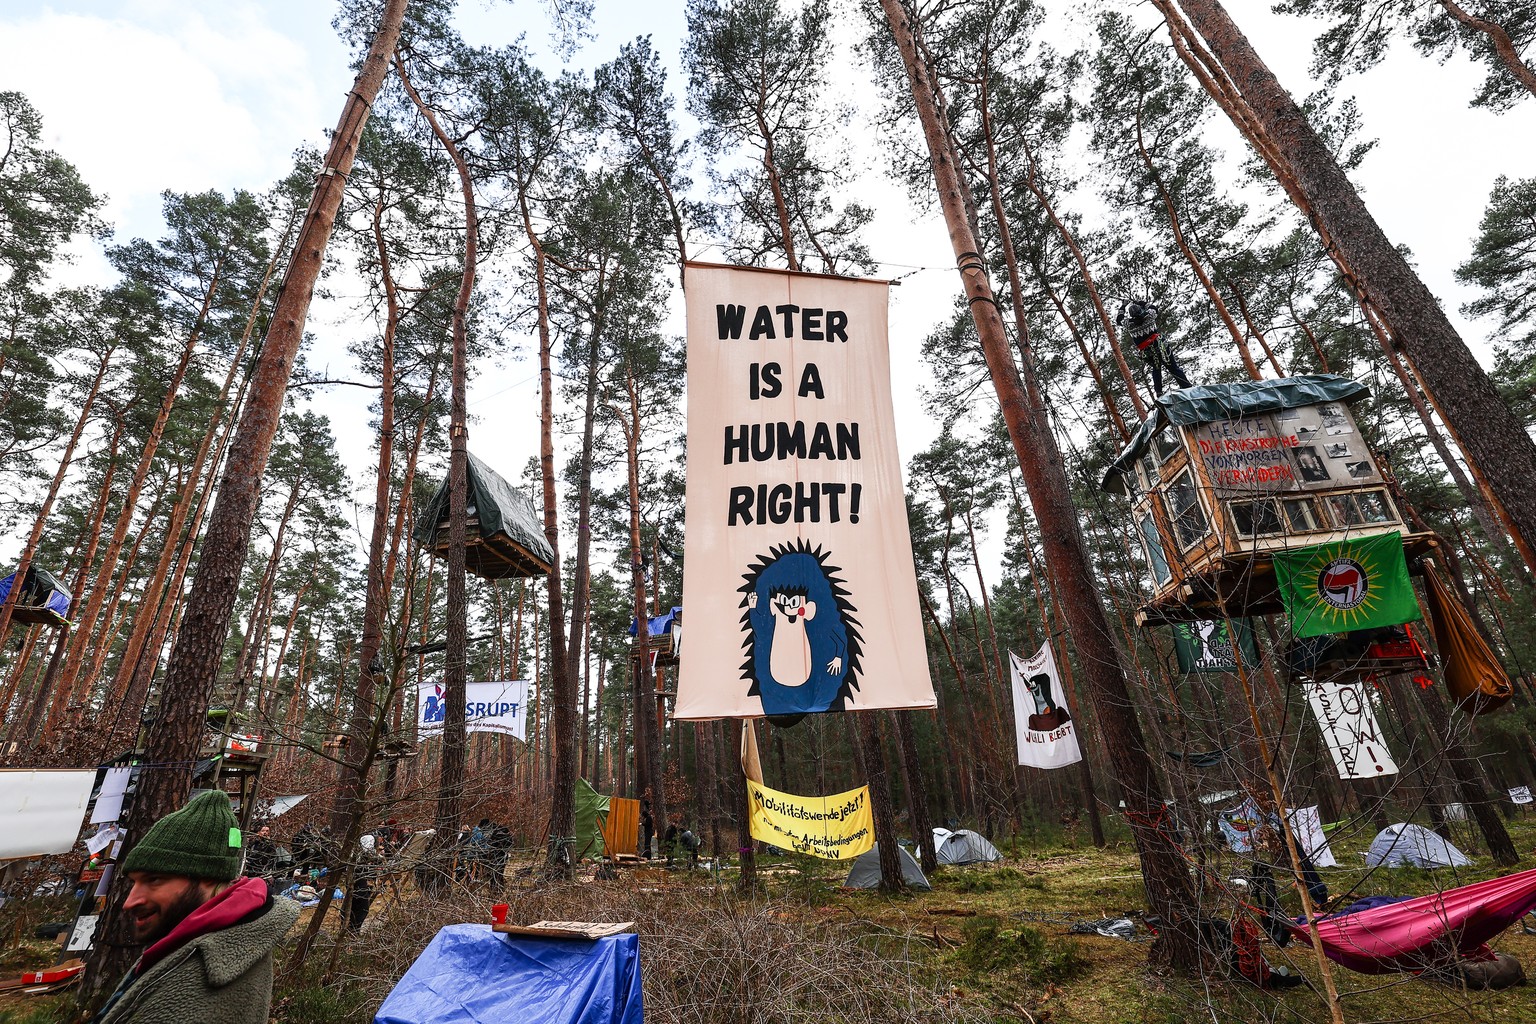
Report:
91,790,298,1024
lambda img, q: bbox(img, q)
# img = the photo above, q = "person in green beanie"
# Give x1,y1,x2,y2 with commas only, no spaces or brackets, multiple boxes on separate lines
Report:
91,790,299,1024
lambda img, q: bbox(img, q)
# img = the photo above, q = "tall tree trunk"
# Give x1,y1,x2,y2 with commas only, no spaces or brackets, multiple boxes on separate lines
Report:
22,418,123,737
878,0,1202,969
894,709,937,872
857,712,904,891
331,190,402,836
397,51,477,880
567,314,605,782
1169,0,1536,575
622,372,667,841
0,346,113,649
519,195,574,869
83,2,407,993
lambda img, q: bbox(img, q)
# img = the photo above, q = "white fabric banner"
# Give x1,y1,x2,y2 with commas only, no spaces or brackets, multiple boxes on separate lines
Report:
417,680,529,739
1008,644,1082,769
1510,786,1533,806
1286,804,1338,867
0,769,95,860
675,263,934,719
1304,680,1398,779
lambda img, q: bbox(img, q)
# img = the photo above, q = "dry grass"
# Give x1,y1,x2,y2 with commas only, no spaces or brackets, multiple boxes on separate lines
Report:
9,821,1536,1023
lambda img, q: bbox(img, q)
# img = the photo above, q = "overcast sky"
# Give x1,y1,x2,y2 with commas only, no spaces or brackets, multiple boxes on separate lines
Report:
2,0,1531,569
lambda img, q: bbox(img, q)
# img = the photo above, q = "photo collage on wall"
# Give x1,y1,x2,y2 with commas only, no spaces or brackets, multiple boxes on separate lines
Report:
1276,404,1379,488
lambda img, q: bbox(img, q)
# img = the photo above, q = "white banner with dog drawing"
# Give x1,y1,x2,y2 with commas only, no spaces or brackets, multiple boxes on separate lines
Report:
1009,643,1082,769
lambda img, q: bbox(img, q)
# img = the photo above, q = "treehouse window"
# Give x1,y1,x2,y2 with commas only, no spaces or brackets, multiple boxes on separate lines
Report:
1164,469,1209,550
1152,430,1182,464
1229,499,1284,539
1282,497,1322,533
1325,489,1395,529
1138,509,1171,586
1137,454,1159,491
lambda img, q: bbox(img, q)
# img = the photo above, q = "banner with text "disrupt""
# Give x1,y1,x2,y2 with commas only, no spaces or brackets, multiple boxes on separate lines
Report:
746,778,874,861
417,680,529,740
675,263,934,719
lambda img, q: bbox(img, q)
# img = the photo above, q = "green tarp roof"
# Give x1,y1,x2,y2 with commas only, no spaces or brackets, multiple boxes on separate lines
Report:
1100,375,1368,495
412,452,555,567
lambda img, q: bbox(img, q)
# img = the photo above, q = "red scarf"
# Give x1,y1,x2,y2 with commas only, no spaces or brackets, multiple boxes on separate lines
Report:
138,876,270,974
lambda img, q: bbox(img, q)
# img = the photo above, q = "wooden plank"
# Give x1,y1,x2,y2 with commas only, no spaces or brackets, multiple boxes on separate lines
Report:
492,920,635,940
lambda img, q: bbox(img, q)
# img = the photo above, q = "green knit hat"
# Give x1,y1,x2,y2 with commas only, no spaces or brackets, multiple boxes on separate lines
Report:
122,791,243,881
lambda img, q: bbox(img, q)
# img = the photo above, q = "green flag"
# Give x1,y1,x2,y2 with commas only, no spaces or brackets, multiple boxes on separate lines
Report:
1273,532,1421,638
1172,619,1260,674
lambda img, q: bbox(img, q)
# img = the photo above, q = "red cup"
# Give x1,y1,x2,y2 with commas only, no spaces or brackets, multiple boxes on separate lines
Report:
491,903,509,925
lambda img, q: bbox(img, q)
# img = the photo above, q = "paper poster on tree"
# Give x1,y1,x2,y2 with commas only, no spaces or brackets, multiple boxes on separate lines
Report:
675,263,934,719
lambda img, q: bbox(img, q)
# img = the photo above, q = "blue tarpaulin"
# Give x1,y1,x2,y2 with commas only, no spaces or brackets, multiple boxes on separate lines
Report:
0,566,70,624
375,924,644,1024
628,606,680,639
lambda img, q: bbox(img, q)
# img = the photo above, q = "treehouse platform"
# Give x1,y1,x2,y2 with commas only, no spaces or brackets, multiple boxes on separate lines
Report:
0,565,72,628
414,452,555,580
629,606,681,666
1100,375,1438,627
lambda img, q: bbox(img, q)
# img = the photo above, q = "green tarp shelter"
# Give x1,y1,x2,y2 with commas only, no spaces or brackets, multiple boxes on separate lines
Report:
414,452,554,579
573,778,608,861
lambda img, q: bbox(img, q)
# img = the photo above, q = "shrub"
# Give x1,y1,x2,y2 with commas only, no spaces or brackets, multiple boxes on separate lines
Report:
957,918,1088,986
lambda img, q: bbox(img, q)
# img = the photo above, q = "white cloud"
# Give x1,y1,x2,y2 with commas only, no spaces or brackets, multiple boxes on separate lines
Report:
0,5,347,245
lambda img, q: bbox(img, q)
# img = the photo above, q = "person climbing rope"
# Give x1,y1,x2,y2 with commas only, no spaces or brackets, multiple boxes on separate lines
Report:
1118,299,1191,395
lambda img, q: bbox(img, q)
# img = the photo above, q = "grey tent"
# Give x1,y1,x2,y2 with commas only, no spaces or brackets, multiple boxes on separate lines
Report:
1365,823,1471,868
845,844,930,890
414,452,554,580
932,828,1002,866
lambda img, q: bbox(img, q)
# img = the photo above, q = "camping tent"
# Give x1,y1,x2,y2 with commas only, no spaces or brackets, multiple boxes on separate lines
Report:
931,828,1002,866
846,844,931,890
1366,823,1471,868
375,924,643,1024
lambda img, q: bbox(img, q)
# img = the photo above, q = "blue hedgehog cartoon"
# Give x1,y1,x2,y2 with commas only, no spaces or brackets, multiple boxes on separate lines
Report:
739,541,862,723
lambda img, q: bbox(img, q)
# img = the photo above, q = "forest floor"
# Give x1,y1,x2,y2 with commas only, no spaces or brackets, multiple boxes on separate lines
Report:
4,818,1536,1023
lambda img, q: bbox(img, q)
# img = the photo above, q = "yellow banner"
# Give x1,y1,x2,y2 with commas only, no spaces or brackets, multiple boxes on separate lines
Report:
746,779,874,860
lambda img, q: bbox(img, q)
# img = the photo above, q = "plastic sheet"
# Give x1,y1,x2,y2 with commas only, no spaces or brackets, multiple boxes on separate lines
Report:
375,924,643,1024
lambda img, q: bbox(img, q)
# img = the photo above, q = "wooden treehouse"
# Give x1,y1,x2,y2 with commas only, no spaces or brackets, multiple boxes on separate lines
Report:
629,606,682,667
1100,376,1438,631
0,565,72,628
116,707,271,829
414,452,555,580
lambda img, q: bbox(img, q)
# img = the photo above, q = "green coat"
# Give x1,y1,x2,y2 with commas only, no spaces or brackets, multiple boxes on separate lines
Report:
96,897,300,1024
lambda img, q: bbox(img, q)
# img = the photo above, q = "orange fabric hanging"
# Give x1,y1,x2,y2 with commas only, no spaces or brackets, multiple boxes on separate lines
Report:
601,797,640,857
1422,562,1512,715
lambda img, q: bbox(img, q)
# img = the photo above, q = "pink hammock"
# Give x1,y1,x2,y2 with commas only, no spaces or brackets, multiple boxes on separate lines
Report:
1291,868,1536,975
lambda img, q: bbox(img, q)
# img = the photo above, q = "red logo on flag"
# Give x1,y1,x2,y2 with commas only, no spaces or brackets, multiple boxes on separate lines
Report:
1317,557,1368,611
